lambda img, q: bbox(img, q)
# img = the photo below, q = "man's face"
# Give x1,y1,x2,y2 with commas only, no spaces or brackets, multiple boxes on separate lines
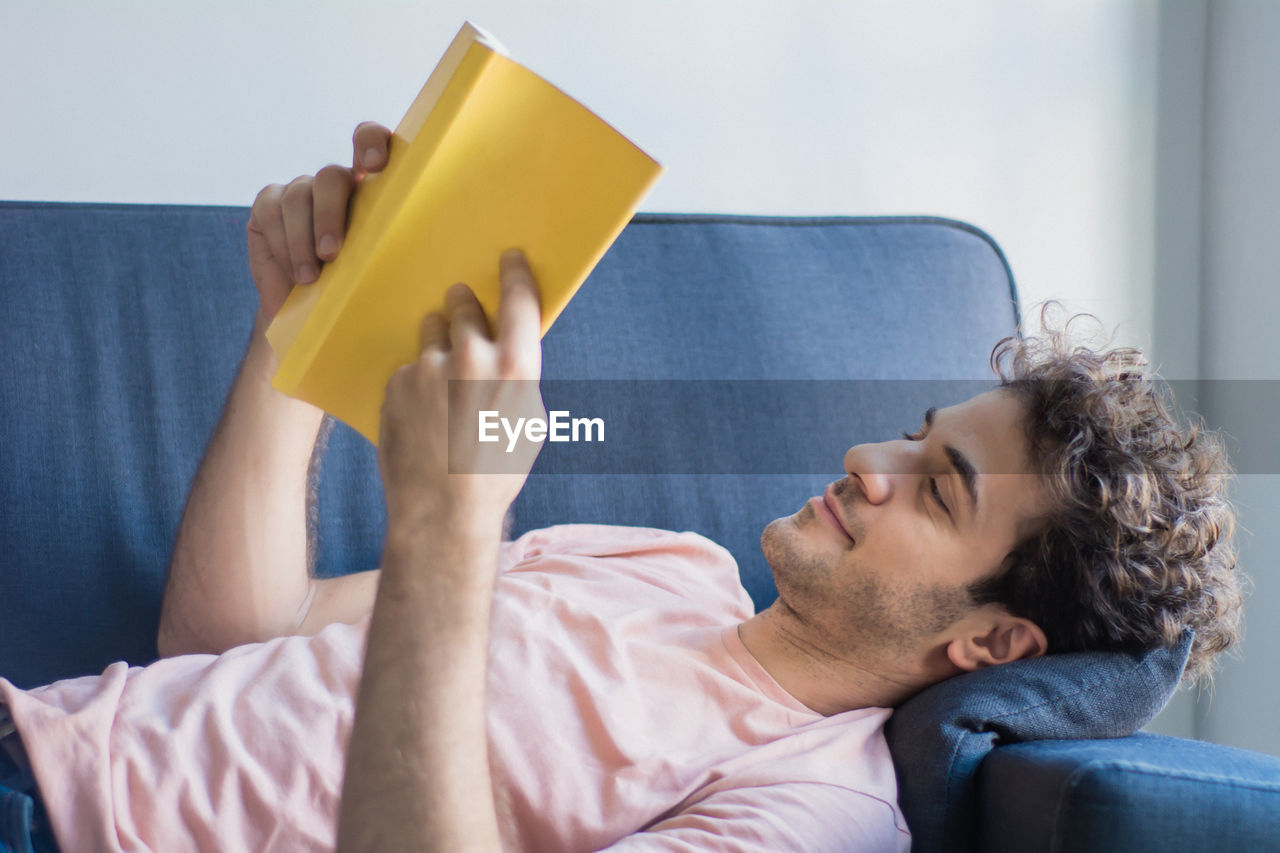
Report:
760,389,1048,678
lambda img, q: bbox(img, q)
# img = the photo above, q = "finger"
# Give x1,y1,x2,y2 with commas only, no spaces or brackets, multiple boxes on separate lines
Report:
496,249,542,375
280,176,318,284
248,183,291,279
445,282,493,347
420,311,449,353
245,232,292,299
312,164,355,261
352,121,393,176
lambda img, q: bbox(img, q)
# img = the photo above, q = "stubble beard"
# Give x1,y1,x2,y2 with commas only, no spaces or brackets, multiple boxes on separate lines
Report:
761,511,975,659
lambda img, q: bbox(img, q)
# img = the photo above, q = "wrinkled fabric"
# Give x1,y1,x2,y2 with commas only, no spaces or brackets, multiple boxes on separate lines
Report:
1,525,908,852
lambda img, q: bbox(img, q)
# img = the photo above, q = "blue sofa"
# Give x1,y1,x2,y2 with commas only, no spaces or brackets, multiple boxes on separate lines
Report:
2,200,1278,851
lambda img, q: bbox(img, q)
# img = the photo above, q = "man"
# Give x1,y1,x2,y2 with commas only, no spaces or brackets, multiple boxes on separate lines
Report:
0,122,1243,852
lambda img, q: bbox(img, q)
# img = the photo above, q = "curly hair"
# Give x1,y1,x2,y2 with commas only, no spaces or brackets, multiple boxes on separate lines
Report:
966,308,1245,687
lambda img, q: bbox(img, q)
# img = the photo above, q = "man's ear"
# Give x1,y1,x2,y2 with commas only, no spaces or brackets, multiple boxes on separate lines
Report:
944,608,1048,672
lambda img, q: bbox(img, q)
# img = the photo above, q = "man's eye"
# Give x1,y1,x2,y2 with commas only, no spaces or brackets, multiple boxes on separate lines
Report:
901,428,925,441
929,477,951,516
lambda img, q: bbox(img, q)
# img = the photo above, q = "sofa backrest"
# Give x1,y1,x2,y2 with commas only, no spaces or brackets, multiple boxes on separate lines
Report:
0,202,1018,689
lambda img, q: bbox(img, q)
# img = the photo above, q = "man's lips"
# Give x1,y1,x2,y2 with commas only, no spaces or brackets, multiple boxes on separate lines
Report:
811,484,854,543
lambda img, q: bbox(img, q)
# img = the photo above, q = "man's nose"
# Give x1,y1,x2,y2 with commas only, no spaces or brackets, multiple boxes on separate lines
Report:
843,441,905,505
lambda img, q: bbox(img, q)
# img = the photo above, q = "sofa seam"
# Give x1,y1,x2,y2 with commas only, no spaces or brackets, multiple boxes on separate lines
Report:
0,199,247,215
1048,757,1280,852
630,212,1021,327
0,203,1021,323
0,203,1022,326
1060,758,1280,793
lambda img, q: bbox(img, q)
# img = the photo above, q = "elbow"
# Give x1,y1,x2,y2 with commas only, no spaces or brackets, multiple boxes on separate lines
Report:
155,623,185,659
156,617,201,659
156,600,228,659
157,596,286,659
157,583,200,658
156,622,236,659
156,591,182,658
156,632,181,660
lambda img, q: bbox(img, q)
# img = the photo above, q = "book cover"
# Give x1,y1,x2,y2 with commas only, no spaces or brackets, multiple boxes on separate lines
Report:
265,21,663,444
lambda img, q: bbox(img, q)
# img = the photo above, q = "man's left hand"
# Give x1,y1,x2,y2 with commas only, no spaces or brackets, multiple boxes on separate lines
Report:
377,249,545,532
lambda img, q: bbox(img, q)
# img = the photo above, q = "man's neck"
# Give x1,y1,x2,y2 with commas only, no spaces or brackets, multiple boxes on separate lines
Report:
736,604,951,715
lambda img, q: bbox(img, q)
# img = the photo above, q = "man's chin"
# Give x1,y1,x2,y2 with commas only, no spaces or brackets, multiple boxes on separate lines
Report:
760,515,796,567
761,514,823,581
760,516,835,621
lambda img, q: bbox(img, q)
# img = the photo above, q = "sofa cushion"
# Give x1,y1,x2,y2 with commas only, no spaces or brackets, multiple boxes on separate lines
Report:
884,632,1192,853
977,732,1280,852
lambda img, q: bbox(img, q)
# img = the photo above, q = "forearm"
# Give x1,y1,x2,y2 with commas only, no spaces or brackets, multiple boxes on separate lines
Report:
158,316,326,656
337,513,504,853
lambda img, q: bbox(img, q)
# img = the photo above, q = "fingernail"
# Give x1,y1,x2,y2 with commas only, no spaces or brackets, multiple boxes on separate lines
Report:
297,263,317,284
362,148,380,169
318,234,338,256
501,248,525,264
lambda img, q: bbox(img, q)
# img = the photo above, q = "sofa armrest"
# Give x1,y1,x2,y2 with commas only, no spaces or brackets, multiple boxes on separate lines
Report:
975,733,1280,853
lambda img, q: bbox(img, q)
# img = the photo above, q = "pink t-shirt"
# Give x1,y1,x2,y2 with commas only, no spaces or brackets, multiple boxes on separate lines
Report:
0,524,911,852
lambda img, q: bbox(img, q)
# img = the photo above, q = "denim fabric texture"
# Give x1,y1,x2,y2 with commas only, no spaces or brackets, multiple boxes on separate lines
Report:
1,707,58,853
978,734,1280,852
885,632,1192,853
0,782,37,853
1,773,58,853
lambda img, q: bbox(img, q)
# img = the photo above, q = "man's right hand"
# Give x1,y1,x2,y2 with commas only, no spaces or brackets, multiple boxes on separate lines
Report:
246,121,394,325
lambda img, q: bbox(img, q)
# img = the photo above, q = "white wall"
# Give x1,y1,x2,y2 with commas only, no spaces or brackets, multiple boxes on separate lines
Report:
1192,0,1280,758
4,0,1159,348
1142,0,1280,760
3,1,1275,751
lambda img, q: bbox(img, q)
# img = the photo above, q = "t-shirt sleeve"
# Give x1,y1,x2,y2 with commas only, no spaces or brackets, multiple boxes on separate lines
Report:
598,782,911,853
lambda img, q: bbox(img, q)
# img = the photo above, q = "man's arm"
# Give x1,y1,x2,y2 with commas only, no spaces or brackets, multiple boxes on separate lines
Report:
337,251,544,852
338,511,504,851
157,123,394,657
157,320,380,656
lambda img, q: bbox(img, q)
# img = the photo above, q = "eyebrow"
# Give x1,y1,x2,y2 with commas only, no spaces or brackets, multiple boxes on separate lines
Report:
944,445,979,517
923,408,980,517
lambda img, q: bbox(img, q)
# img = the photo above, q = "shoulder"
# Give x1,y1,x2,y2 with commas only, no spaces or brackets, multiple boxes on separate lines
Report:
501,524,750,615
605,780,910,852
507,524,738,571
512,523,728,556
688,706,910,841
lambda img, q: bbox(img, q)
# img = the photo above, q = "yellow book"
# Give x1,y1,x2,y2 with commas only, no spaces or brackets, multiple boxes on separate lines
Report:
265,21,663,444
